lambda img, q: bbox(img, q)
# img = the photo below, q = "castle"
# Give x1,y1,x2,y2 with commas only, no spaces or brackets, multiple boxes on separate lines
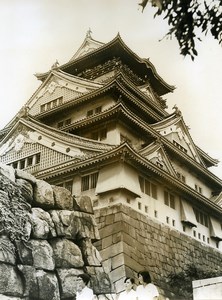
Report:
1,31,222,297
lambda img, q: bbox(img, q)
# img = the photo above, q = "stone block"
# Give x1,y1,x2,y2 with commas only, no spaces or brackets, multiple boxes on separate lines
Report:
50,238,84,268
16,178,33,204
33,179,55,209
52,185,73,210
79,238,102,266
111,253,124,270
30,239,55,270
77,195,94,213
100,242,123,261
102,235,113,249
86,266,112,294
0,235,16,265
31,207,56,239
36,270,60,300
0,263,23,297
15,168,37,184
56,268,83,298
0,163,15,182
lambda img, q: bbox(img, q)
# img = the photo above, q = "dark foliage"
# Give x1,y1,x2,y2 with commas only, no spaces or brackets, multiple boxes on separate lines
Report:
139,0,222,60
167,264,222,299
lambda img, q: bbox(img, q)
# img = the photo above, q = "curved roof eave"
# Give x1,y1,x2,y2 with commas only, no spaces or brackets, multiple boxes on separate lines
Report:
35,142,222,217
36,74,166,122
35,34,175,96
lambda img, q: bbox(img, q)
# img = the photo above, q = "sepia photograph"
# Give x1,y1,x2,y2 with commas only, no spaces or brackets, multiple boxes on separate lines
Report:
0,1,222,299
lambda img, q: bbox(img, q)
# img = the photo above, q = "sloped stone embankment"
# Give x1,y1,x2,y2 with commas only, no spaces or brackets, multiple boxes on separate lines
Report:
0,163,114,300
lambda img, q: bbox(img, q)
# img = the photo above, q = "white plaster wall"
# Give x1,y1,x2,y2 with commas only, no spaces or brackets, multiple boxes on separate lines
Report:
193,277,222,300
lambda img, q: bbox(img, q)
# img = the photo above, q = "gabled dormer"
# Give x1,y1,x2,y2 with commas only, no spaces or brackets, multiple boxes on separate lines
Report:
28,70,103,118
69,29,104,61
151,111,205,166
0,116,112,175
139,140,177,177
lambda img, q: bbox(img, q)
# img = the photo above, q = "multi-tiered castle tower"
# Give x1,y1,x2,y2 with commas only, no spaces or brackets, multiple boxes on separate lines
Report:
1,31,222,297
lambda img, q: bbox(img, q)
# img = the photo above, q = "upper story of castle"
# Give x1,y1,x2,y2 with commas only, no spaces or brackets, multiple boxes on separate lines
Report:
0,31,222,251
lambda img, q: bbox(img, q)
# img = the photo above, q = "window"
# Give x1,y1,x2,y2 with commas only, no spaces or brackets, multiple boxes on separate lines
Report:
154,210,158,218
86,106,102,117
139,176,158,199
27,156,33,166
164,191,175,209
12,161,18,169
81,172,99,191
166,216,169,224
10,153,41,170
52,100,57,108
57,118,71,128
20,159,25,169
138,202,141,210
64,180,73,193
193,208,209,227
40,97,63,114
95,106,102,114
145,206,148,213
47,102,51,110
87,109,93,117
173,140,188,153
156,161,164,169
195,184,202,194
65,119,71,126
91,128,107,141
172,219,175,226
58,180,73,194
177,172,186,183
36,153,41,164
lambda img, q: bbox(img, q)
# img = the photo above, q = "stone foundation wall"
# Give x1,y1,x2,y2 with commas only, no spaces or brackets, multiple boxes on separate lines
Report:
0,164,114,300
94,204,222,298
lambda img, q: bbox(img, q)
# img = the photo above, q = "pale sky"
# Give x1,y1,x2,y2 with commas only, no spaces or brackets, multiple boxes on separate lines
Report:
0,0,222,178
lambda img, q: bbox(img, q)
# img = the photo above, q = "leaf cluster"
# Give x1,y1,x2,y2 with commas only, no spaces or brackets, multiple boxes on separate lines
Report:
140,0,222,59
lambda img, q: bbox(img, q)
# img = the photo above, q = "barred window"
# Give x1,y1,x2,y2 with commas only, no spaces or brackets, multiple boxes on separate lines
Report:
193,208,209,227
164,191,175,209
139,176,158,199
81,172,98,191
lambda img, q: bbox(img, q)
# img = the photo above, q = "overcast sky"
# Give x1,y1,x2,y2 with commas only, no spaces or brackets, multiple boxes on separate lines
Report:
0,0,222,178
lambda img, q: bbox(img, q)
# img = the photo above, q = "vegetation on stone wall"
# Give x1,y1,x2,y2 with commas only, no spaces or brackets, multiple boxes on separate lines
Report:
0,175,31,243
167,264,222,300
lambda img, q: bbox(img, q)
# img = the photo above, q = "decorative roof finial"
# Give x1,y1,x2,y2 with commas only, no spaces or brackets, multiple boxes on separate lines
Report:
86,28,92,38
51,60,59,70
173,104,181,116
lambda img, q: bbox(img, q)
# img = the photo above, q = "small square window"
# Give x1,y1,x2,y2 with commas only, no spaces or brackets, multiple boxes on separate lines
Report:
154,210,158,218
87,109,93,117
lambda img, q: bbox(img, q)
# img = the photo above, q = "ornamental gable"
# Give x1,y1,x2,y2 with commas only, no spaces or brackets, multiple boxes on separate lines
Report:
152,116,204,165
0,122,87,174
139,142,176,176
29,76,89,116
